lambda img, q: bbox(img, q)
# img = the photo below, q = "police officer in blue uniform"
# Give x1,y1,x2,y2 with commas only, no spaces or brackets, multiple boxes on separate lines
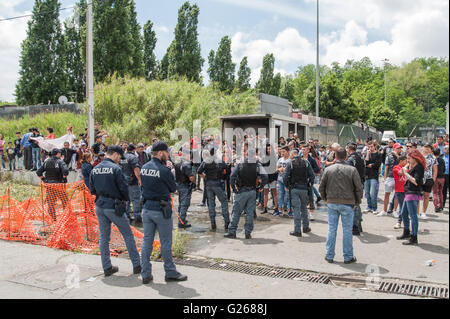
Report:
89,146,141,277
37,148,69,221
284,148,315,237
122,144,143,225
174,148,195,229
197,148,230,232
140,141,188,284
225,143,268,239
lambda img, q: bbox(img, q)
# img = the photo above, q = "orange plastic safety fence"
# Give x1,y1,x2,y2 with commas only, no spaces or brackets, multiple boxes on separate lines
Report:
0,181,158,256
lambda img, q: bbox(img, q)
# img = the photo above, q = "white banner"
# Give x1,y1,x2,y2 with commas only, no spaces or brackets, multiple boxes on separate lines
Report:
29,134,76,152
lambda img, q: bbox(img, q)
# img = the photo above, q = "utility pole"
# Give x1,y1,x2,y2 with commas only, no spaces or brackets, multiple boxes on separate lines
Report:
315,0,320,118
86,2,95,147
382,58,389,108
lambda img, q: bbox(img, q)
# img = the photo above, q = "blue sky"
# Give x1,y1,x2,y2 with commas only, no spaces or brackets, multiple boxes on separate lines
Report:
1,0,449,102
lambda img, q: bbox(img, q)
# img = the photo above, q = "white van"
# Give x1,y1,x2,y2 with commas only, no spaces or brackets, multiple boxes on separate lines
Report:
382,130,397,143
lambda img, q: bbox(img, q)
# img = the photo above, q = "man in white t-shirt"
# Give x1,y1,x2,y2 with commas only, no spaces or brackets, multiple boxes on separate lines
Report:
275,146,291,217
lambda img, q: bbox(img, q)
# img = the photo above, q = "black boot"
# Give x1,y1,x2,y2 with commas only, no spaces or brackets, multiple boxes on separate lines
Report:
358,222,363,233
210,220,217,231
403,235,418,245
224,221,230,232
352,225,360,236
178,221,192,229
397,229,411,240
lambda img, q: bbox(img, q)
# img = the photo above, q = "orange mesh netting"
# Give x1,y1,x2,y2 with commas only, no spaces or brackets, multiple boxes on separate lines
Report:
0,181,160,256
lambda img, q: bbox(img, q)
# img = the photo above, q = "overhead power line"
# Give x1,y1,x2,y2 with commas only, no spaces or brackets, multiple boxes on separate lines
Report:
0,5,75,22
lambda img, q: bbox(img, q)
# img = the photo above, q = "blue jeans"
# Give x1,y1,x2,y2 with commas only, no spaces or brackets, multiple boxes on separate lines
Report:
95,206,141,271
326,203,355,262
364,179,378,211
32,147,41,169
229,189,256,235
393,192,405,223
9,158,16,171
126,185,142,219
312,185,320,199
353,205,362,227
258,189,264,204
0,152,5,169
140,209,178,279
277,180,290,210
290,188,309,232
401,199,419,236
177,183,192,222
206,184,230,223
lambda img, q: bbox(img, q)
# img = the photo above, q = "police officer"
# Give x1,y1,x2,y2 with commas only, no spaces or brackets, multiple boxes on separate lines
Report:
346,143,365,235
89,145,141,277
122,144,143,225
197,148,230,232
174,147,195,229
36,148,69,221
284,148,315,237
140,141,187,284
224,143,268,239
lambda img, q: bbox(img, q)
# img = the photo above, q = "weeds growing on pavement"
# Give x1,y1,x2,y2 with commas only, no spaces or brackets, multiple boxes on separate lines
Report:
0,178,39,202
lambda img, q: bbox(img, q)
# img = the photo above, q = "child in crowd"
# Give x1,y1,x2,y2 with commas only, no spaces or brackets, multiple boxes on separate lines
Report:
6,142,16,171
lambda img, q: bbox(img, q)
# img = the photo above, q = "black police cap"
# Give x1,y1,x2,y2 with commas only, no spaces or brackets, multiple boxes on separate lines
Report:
51,148,61,156
152,141,169,152
107,145,124,156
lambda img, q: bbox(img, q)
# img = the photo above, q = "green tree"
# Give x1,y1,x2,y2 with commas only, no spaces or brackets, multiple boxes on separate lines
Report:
236,56,251,92
207,50,217,82
128,0,144,77
207,36,235,93
15,0,67,105
64,13,85,103
303,72,359,123
270,73,282,96
157,46,170,80
93,0,135,81
280,75,294,102
167,2,204,83
143,20,158,80
256,53,275,94
367,105,399,132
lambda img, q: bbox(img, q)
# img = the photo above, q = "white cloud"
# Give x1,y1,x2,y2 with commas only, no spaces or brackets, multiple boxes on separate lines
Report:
154,25,169,33
212,0,316,24
231,2,449,84
0,3,30,102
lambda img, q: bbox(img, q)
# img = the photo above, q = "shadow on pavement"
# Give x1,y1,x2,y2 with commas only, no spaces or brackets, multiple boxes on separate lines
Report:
418,229,431,235
418,243,449,255
336,262,390,275
149,282,201,299
311,218,328,225
241,238,284,245
420,218,449,224
356,232,390,244
101,274,142,288
297,232,327,243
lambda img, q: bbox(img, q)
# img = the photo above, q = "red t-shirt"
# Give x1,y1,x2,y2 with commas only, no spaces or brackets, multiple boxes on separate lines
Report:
393,164,408,193
47,134,55,139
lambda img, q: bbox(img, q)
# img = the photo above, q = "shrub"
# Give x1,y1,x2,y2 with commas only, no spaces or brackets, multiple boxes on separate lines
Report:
93,76,259,144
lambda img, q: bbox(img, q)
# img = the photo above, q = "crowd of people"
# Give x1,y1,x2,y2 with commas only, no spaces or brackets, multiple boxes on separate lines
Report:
2,125,449,269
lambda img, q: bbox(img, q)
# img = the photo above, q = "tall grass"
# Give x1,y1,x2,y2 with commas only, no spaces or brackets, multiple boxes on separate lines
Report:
0,112,87,143
1,77,260,145
94,76,260,144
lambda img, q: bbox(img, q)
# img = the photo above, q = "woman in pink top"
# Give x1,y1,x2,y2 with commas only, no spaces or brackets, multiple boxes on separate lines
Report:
0,134,5,169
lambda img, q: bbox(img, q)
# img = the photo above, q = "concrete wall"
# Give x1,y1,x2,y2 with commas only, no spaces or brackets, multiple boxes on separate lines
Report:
0,170,80,186
259,93,291,117
0,103,83,119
